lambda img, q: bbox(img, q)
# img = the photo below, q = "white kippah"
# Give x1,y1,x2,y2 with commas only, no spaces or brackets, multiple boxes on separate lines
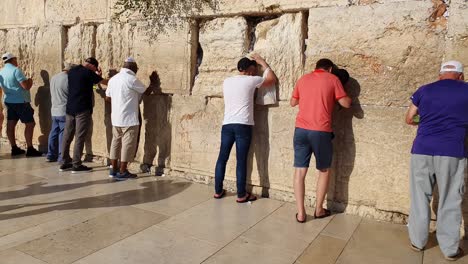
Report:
125,57,136,63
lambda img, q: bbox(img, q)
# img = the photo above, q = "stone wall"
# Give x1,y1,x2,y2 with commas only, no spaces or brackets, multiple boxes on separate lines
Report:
0,0,467,227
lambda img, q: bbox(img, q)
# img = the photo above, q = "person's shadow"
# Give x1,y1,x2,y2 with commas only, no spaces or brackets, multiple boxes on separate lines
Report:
34,70,51,153
329,77,364,212
94,69,117,164
247,105,271,198
140,72,172,176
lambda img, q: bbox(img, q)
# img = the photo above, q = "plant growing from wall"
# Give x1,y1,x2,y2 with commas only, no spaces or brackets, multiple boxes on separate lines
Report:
113,0,219,38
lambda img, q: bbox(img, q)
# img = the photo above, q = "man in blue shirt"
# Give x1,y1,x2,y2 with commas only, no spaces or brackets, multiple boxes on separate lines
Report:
406,60,467,261
0,53,42,156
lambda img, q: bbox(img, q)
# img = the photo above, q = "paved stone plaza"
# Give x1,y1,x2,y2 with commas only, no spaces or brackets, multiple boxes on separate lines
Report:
0,148,466,264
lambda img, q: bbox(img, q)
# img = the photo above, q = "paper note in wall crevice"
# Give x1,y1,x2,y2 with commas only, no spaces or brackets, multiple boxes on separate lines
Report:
255,68,277,105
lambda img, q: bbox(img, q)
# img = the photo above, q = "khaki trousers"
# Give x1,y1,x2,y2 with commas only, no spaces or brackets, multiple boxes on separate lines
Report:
109,125,139,162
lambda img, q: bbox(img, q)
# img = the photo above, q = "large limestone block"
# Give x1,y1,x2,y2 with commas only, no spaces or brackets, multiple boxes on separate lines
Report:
95,22,194,94
197,0,348,16
2,27,63,150
95,23,134,77
171,95,226,175
131,22,195,94
306,1,445,106
135,94,172,170
253,13,305,100
331,106,415,215
64,24,96,64
192,17,249,97
445,0,468,71
171,95,282,187
0,0,44,27
45,0,108,23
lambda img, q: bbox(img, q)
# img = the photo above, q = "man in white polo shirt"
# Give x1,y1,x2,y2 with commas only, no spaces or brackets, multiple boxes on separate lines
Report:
106,57,158,180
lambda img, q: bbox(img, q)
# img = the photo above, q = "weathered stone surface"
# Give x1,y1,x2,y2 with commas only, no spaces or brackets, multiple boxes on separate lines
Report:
445,0,468,71
306,1,446,106
64,24,96,64
45,0,108,23
0,0,44,27
130,22,195,94
95,22,194,94
1,0,468,225
1,27,62,150
135,94,172,170
253,13,305,100
196,0,348,16
192,17,249,96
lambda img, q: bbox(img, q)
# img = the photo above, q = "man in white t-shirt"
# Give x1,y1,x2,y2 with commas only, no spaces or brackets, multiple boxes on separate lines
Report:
214,54,277,202
105,57,158,180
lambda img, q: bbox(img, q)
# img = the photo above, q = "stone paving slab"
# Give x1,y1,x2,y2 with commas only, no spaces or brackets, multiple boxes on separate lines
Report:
0,152,466,263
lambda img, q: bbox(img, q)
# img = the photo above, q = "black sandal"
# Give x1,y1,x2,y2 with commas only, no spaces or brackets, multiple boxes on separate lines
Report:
236,193,257,203
314,209,332,219
296,213,307,223
213,189,226,199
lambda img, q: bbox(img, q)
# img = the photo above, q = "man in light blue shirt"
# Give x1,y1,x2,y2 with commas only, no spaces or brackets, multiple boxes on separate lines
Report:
0,53,42,156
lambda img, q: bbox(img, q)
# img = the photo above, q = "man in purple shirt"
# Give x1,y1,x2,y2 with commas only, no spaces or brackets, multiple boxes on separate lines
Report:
405,60,467,261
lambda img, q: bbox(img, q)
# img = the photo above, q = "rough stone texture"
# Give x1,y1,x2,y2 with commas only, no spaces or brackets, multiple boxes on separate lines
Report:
45,0,108,23
135,94,172,170
0,0,45,27
0,0,467,225
1,26,62,151
445,0,468,69
253,13,305,100
192,17,249,97
196,0,349,16
306,1,446,106
64,24,96,64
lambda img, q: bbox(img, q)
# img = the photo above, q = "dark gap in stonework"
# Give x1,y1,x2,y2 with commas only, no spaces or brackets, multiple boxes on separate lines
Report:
246,15,280,52
301,10,309,68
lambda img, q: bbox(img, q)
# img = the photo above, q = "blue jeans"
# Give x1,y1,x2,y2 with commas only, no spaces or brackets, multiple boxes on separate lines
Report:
47,116,66,161
215,124,253,198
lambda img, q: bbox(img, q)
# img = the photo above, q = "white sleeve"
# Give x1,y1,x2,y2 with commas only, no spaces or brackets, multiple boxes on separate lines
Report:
131,78,147,94
105,85,111,97
253,76,265,88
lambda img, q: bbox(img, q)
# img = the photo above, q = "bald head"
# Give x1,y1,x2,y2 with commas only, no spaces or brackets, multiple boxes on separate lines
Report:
123,61,138,74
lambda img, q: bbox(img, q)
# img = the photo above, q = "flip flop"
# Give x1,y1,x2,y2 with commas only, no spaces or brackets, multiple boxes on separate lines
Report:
236,193,257,203
213,189,226,199
410,244,424,252
314,209,332,219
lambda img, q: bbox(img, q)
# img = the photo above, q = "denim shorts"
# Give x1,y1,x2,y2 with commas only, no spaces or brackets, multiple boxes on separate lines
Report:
293,127,333,170
5,102,35,123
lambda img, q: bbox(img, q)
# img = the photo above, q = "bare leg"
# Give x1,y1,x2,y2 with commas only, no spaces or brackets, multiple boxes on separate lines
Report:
24,122,35,147
6,120,18,147
294,167,308,221
119,161,128,174
111,159,118,173
315,168,330,216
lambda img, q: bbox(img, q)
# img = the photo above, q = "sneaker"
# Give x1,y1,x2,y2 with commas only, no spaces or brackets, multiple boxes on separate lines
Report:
71,165,93,174
26,147,43,157
46,158,57,162
115,171,138,180
445,248,464,261
109,168,117,178
11,146,26,156
59,163,73,172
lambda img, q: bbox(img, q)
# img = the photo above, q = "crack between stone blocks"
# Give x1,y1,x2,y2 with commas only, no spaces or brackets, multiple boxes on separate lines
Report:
199,202,286,263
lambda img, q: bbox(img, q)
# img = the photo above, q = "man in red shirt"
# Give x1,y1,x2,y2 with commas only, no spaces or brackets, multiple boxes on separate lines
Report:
290,59,352,222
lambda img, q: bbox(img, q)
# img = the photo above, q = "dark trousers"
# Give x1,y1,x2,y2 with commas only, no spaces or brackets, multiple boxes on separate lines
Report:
215,124,252,198
47,116,66,162
61,111,92,167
